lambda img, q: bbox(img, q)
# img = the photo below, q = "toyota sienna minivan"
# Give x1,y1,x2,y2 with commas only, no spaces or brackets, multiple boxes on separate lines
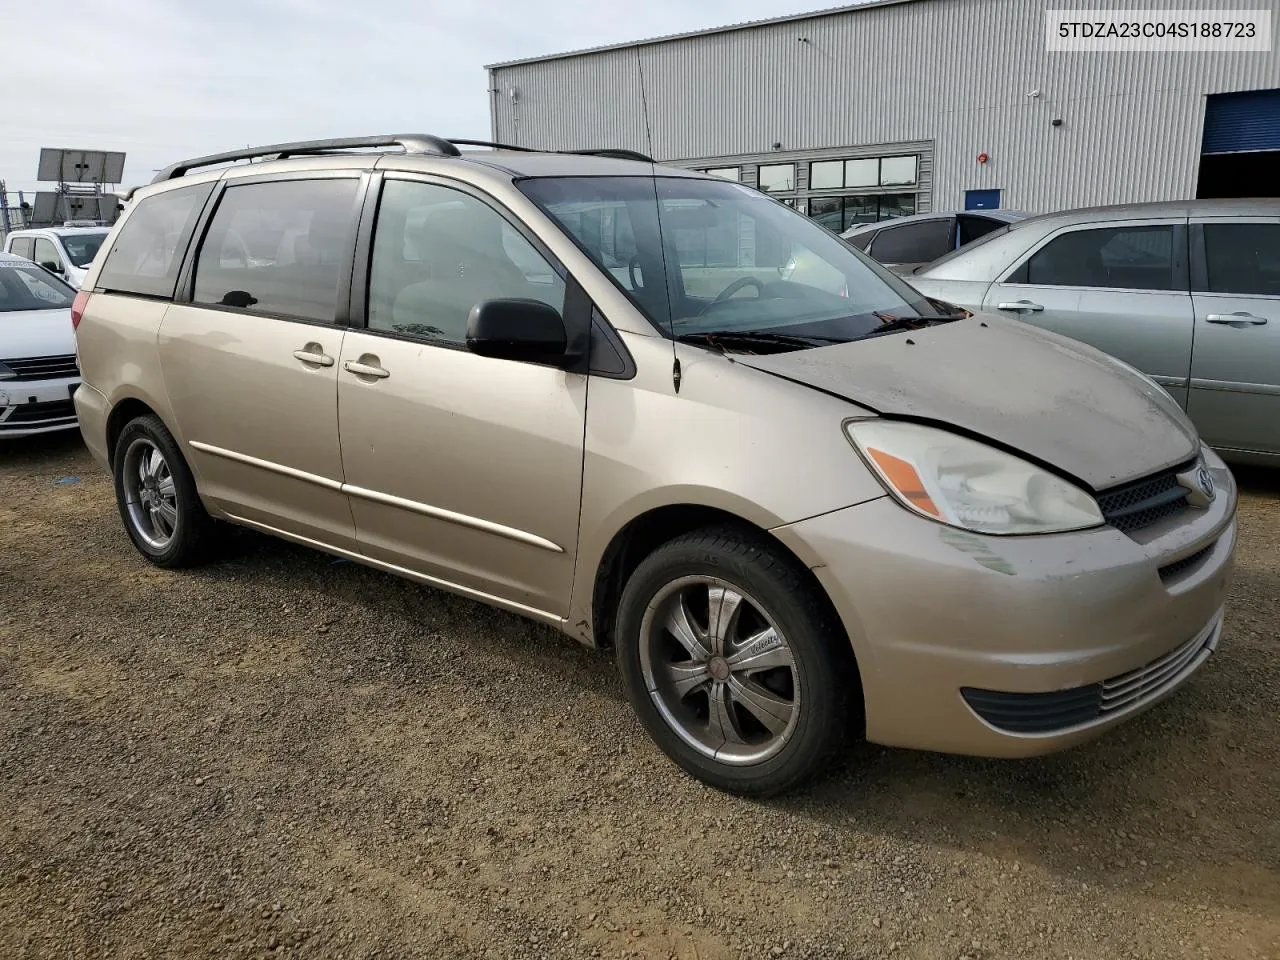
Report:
71,135,1237,796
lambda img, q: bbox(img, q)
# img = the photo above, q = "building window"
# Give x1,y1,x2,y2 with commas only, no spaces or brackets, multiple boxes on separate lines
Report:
880,155,918,186
809,161,843,190
704,166,740,181
809,155,919,191
808,194,917,233
844,158,879,188
757,163,795,193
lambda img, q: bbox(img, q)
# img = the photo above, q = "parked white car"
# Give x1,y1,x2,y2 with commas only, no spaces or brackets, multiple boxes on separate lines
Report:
0,253,82,437
3,226,111,288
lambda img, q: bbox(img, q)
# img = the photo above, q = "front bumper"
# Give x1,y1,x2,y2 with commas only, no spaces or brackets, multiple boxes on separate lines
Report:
772,449,1237,758
0,376,81,438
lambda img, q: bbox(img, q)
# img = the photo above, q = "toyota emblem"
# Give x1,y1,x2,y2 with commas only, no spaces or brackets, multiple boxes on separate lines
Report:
1197,466,1215,501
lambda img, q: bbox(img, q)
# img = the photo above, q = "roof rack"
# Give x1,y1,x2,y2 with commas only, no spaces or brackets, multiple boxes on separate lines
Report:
150,135,655,184
150,134,461,183
449,139,654,163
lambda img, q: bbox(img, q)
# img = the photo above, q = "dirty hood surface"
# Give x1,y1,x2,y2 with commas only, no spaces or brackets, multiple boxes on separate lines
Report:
735,315,1199,490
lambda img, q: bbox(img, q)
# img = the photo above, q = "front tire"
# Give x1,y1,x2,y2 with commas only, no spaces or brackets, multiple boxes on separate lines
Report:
616,526,857,797
112,414,215,568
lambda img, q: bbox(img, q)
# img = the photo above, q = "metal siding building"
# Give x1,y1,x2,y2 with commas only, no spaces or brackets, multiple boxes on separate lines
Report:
487,0,1280,221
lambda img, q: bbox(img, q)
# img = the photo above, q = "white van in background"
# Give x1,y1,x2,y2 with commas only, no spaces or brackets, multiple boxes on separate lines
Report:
3,225,111,288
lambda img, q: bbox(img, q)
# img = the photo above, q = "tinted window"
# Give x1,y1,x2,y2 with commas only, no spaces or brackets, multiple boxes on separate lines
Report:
0,262,75,311
367,180,564,345
9,237,35,261
846,229,876,251
194,178,359,322
1025,225,1175,290
34,238,63,271
97,182,215,298
870,218,954,263
1203,223,1280,296
958,215,1007,246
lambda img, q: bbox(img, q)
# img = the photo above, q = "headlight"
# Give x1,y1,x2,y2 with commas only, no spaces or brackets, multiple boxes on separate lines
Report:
846,420,1103,535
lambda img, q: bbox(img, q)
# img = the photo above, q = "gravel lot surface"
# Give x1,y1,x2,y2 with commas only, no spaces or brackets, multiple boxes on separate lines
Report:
2,432,1278,960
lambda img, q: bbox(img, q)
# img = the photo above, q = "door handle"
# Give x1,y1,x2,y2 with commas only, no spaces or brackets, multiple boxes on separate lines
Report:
996,300,1045,313
1206,312,1268,326
292,347,335,367
343,359,390,379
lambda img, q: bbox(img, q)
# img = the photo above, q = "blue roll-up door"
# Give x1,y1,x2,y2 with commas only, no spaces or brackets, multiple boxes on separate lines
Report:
1202,89,1280,154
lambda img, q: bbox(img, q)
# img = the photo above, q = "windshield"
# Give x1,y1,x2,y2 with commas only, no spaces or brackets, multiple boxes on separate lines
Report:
0,261,75,312
518,176,947,343
60,231,109,268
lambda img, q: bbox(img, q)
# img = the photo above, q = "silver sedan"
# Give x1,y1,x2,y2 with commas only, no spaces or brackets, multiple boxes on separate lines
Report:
909,199,1280,465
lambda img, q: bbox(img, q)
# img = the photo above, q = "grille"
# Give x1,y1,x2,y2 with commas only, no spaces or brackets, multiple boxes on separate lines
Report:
0,354,80,381
0,399,77,426
1158,544,1214,583
1096,460,1194,534
962,617,1218,734
1100,628,1212,714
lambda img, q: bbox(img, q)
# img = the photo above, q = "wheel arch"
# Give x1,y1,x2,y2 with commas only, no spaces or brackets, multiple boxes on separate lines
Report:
586,503,853,666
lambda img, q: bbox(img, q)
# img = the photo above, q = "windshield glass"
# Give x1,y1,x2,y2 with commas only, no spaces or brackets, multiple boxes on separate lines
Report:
0,261,75,312
60,231,109,268
518,176,946,342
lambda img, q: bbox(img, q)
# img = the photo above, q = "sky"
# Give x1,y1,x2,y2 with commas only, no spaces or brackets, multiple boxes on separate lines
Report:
2,0,839,196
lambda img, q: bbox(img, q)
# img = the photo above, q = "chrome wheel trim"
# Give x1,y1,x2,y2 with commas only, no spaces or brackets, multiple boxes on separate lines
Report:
121,437,178,551
639,575,800,766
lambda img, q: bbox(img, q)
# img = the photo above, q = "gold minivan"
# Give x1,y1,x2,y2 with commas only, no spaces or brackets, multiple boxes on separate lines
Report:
72,135,1237,795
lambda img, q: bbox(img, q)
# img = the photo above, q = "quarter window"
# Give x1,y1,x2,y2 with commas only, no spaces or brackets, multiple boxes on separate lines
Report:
1021,225,1176,291
367,180,564,345
193,178,359,322
1202,223,1280,296
96,182,215,298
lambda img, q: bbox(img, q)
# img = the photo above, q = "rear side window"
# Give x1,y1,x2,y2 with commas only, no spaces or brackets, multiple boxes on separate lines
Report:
1202,223,1280,297
9,237,35,261
193,178,360,323
870,218,954,263
96,182,215,298
1021,225,1175,291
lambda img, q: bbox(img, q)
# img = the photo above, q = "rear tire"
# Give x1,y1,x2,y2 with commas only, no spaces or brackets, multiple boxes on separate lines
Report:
112,414,215,568
616,525,857,797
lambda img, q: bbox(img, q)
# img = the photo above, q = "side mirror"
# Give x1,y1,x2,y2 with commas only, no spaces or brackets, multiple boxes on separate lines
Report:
40,261,61,273
465,298,570,367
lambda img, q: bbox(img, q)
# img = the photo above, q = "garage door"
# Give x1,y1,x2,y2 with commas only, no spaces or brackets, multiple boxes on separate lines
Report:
1202,88,1280,154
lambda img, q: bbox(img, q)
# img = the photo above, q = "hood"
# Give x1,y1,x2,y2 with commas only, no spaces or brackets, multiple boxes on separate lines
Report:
0,308,76,360
735,314,1199,491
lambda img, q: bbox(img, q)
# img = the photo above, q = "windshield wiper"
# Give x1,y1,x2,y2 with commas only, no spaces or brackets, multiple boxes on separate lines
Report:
862,311,968,335
676,330,847,351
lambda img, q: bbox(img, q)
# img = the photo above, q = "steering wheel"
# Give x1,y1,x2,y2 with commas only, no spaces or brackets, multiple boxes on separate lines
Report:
711,276,765,304
628,256,643,290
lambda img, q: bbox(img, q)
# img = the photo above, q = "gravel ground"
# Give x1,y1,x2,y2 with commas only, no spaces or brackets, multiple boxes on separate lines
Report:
2,432,1278,960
